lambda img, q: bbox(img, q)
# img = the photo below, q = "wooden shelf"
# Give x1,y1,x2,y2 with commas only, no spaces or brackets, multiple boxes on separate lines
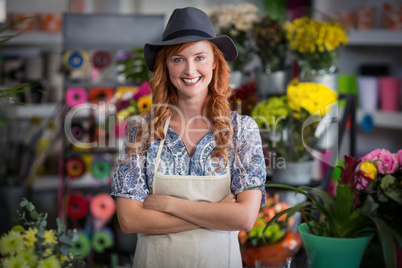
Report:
2,31,62,46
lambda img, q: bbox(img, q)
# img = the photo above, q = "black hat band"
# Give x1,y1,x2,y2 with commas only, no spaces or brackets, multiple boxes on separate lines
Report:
163,29,213,41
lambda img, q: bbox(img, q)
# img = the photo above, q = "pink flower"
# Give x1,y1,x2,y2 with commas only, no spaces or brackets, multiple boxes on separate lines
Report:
361,149,399,174
133,82,151,101
397,149,402,167
356,174,371,192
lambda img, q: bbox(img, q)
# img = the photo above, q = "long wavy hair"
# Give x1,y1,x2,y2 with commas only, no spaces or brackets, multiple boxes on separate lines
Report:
128,41,234,170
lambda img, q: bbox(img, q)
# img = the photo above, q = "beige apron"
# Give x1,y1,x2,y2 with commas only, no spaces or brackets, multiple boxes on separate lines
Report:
133,116,242,268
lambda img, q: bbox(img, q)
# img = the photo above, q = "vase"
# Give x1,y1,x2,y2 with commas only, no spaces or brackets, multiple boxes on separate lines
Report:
256,70,288,100
271,160,314,185
241,230,302,267
299,63,338,92
297,222,374,268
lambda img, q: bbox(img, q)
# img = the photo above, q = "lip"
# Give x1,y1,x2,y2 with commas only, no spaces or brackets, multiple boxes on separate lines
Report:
181,77,201,85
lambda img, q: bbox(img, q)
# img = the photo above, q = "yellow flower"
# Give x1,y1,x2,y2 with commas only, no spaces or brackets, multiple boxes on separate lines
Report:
42,230,57,247
37,255,61,268
2,255,30,268
360,162,377,180
59,253,73,265
24,228,38,249
42,248,54,257
137,95,152,113
17,248,38,268
0,230,25,256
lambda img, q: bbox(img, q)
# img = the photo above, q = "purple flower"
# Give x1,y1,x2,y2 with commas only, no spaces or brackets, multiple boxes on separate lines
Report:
397,149,402,167
361,149,399,174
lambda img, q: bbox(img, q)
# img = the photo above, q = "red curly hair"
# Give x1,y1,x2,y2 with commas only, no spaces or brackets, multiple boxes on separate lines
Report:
129,41,234,170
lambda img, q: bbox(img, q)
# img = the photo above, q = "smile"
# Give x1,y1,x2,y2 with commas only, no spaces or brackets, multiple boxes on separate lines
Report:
182,77,201,84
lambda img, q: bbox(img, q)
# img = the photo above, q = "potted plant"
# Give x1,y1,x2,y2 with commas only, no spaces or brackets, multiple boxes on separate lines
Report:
251,81,338,184
252,14,288,98
284,16,348,90
259,148,402,268
238,194,301,267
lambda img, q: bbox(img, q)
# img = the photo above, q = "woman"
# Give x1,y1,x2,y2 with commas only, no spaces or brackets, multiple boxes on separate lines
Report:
111,7,266,268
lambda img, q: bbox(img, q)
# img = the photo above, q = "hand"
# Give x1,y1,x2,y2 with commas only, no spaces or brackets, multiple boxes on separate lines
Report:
143,194,170,212
219,193,236,204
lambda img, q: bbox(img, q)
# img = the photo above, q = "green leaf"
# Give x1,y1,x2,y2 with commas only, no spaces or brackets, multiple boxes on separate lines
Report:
20,199,28,207
310,187,336,215
60,245,70,256
30,211,39,220
57,218,66,234
371,217,397,268
360,195,379,217
26,202,35,212
40,220,47,229
59,235,73,246
335,184,352,224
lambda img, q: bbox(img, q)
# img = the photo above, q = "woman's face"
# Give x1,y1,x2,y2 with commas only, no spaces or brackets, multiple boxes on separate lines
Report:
167,41,216,103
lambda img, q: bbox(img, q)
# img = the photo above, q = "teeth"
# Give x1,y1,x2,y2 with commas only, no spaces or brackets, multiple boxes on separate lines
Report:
183,77,200,83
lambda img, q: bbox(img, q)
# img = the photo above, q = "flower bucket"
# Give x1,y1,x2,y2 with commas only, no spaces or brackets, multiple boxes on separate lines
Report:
256,70,288,100
271,161,314,185
241,230,301,267
297,222,374,268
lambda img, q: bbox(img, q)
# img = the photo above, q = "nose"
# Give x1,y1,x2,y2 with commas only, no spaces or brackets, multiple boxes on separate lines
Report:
184,60,196,75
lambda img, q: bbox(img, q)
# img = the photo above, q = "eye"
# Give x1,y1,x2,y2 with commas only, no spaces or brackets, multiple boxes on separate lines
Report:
196,56,205,61
172,57,183,63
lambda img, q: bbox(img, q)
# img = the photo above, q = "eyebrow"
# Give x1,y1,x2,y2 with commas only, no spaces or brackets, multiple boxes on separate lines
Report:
170,51,208,57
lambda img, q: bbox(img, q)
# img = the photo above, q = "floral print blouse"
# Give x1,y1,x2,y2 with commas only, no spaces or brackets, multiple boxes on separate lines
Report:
111,111,267,206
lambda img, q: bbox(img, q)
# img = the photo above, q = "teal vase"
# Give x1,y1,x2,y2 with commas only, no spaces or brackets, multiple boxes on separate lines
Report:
298,222,374,268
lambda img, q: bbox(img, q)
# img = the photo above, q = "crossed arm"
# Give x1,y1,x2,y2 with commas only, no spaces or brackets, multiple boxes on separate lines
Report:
115,189,262,235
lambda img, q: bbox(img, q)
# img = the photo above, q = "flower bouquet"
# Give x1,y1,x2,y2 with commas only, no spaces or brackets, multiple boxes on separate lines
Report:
284,16,348,76
0,198,85,267
259,148,402,268
239,194,301,267
113,81,152,139
251,81,338,163
209,3,258,71
252,14,288,73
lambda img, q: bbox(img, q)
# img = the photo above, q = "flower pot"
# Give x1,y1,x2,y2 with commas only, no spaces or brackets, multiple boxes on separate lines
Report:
256,70,288,100
241,230,302,267
271,161,314,185
297,222,374,268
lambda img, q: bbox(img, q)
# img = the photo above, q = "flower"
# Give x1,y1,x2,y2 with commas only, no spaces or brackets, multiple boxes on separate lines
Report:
361,148,399,174
238,194,294,247
251,81,337,162
229,82,258,115
284,16,348,73
0,198,85,268
259,148,402,268
113,81,152,138
252,14,288,72
209,3,258,71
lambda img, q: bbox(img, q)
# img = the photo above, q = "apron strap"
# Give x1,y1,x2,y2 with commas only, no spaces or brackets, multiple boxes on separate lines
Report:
154,115,171,172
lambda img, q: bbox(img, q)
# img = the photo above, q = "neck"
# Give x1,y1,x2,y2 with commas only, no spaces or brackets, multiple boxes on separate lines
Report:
172,98,207,122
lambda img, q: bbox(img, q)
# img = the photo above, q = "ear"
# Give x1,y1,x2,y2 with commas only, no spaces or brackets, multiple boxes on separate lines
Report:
212,60,217,70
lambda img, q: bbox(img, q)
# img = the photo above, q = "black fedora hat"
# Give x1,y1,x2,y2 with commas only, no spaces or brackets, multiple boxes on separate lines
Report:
144,7,238,71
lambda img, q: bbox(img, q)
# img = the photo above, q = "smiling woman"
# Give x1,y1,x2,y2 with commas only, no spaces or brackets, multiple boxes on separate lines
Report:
111,7,267,268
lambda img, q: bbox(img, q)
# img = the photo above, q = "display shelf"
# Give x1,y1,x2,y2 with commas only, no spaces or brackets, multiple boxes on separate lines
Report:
347,29,402,46
357,109,402,130
16,103,60,119
2,31,62,46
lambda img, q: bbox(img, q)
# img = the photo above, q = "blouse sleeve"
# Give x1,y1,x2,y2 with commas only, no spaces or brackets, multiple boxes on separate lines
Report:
231,114,267,207
111,116,149,202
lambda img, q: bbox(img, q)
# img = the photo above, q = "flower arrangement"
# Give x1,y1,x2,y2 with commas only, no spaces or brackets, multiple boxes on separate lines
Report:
116,47,150,84
209,3,258,71
229,82,258,115
251,81,338,162
252,14,288,72
284,16,348,74
113,81,152,138
0,198,85,267
261,148,402,268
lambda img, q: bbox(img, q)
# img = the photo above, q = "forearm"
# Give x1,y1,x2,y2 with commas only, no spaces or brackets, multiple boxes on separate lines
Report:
115,197,199,235
155,190,262,231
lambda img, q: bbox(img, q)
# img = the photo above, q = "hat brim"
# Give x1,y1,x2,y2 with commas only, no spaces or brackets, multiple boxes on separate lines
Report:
144,35,238,71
